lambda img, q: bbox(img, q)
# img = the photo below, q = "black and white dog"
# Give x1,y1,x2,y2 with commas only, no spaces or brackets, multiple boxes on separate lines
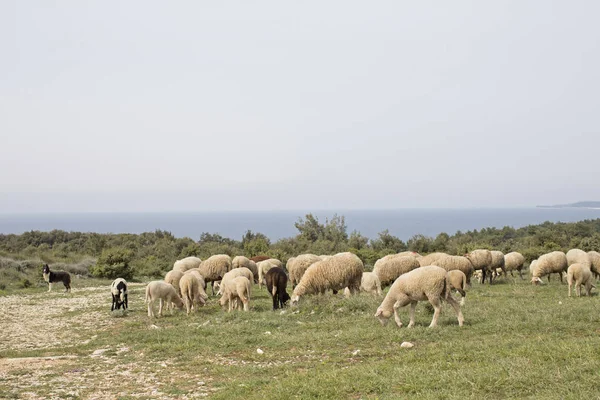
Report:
111,278,128,311
42,264,71,292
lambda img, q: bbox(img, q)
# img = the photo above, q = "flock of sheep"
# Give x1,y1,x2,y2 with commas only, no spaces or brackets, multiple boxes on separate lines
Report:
115,248,599,328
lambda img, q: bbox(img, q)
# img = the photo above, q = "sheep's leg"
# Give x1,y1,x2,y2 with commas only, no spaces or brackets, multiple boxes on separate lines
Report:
576,282,581,297
445,293,464,327
568,282,572,297
148,300,154,317
428,297,442,328
407,302,417,328
272,293,278,310
392,301,404,328
158,299,164,317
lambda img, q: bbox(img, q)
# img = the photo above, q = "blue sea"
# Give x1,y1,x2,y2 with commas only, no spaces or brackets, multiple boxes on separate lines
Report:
1,208,600,241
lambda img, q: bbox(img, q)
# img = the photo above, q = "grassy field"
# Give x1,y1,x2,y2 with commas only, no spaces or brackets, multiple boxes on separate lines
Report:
1,275,599,399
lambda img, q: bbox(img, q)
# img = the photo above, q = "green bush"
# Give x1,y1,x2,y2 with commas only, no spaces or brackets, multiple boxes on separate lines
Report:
90,248,134,280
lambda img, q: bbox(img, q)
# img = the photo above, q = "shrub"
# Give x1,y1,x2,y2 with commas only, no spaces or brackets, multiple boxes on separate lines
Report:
90,248,134,280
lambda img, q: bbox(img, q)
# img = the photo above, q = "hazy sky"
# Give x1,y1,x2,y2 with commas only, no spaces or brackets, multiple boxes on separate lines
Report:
1,1,599,212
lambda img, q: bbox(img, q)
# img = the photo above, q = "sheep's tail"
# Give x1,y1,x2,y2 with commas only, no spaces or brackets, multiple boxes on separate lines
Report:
272,285,277,297
441,276,448,299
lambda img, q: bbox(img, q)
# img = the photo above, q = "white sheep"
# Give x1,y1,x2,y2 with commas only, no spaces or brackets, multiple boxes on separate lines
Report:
164,270,184,296
198,254,232,295
504,252,526,279
418,252,448,268
373,254,420,289
374,266,464,328
566,249,592,269
427,255,474,286
173,256,202,273
145,281,184,317
531,251,568,284
232,256,259,283
489,251,506,280
587,251,600,278
344,271,382,296
179,273,208,315
446,270,467,306
287,254,322,288
567,263,596,297
216,267,255,295
257,259,279,289
291,252,363,305
219,276,252,312
466,249,493,284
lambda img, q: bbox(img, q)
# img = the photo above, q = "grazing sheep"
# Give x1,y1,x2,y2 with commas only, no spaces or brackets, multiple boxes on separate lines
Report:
373,255,420,288
179,273,208,315
288,254,322,288
186,270,207,290
110,278,128,311
446,270,467,306
219,276,251,312
164,270,184,296
566,249,592,270
173,257,202,273
257,259,279,289
374,266,464,328
42,264,71,293
285,257,296,272
432,255,475,286
232,256,259,283
216,267,255,294
145,281,184,317
291,252,364,305
489,251,506,280
567,263,596,297
418,253,448,268
531,251,568,284
587,251,600,278
466,250,493,284
504,252,526,279
198,254,232,295
265,267,291,310
344,272,382,296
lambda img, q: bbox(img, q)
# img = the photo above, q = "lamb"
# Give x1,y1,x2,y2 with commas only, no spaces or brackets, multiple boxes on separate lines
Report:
344,272,382,296
185,270,208,291
145,281,184,317
219,276,251,312
179,273,208,315
489,251,506,280
110,278,128,311
231,256,259,283
173,257,202,273
42,264,71,293
466,249,493,284
374,265,464,328
257,259,279,289
446,270,467,306
164,270,184,296
291,252,363,305
432,255,475,286
198,254,232,295
504,252,526,279
216,267,255,295
287,254,321,288
567,263,596,297
373,255,420,288
265,267,291,310
587,251,600,278
531,251,568,284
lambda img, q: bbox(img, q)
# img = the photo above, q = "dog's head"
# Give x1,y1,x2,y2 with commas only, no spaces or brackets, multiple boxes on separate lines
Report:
42,264,50,274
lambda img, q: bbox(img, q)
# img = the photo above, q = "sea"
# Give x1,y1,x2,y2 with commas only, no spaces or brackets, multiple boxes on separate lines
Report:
1,208,600,241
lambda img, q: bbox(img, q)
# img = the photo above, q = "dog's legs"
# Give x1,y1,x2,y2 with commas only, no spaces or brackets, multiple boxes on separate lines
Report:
48,283,52,292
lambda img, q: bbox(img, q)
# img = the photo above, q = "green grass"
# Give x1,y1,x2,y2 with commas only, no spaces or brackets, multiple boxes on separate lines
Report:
1,277,600,399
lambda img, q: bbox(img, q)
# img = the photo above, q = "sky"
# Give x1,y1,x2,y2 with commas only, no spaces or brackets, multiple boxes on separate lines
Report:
1,1,600,212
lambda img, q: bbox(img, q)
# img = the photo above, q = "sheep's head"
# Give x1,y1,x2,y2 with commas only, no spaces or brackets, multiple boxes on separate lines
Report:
374,307,391,326
290,294,300,306
219,295,228,307
281,292,291,304
531,277,544,285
